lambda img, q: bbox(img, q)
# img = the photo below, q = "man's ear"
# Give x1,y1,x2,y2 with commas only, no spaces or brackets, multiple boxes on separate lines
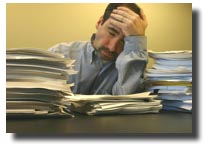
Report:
96,16,104,29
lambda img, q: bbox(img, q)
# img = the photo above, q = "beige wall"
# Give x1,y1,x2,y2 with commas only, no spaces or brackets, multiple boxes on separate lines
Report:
6,3,192,67
6,3,107,49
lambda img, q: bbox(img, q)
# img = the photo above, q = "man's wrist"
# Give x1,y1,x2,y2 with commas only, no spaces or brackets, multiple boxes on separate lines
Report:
124,35,147,51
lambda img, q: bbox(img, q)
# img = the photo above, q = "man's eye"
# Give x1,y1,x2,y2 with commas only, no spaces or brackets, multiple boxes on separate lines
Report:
109,32,116,37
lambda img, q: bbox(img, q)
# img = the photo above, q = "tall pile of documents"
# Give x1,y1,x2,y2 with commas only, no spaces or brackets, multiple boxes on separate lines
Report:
146,50,192,113
6,48,76,117
67,92,162,115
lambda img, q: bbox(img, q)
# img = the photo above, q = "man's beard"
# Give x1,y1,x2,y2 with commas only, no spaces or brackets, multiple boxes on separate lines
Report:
93,34,119,61
97,47,119,61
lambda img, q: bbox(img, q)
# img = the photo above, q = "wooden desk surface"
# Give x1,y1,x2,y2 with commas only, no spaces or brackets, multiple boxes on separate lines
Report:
7,112,193,136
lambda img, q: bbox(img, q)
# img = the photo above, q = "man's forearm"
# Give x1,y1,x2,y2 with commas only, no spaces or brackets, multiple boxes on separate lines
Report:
112,36,148,95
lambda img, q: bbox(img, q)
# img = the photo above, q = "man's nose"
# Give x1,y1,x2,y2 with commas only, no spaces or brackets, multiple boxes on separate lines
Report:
105,38,119,52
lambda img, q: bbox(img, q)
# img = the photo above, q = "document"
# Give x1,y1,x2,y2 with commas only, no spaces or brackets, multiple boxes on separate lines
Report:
146,50,192,112
148,50,192,60
162,100,192,112
68,92,162,115
6,48,75,117
7,48,65,58
67,91,157,102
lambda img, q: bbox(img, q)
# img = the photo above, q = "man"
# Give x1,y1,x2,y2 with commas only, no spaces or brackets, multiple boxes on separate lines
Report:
49,3,148,95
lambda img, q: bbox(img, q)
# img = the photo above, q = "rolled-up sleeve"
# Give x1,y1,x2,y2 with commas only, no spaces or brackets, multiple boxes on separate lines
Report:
48,42,87,60
112,36,148,95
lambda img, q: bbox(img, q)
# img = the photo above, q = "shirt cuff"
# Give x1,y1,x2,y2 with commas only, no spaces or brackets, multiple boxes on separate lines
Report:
124,36,147,52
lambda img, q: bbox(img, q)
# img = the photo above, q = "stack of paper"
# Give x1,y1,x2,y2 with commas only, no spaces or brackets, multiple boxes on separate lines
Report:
66,92,162,115
6,48,76,117
146,50,192,113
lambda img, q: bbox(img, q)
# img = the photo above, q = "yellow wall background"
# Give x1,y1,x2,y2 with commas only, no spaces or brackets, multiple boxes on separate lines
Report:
6,3,192,67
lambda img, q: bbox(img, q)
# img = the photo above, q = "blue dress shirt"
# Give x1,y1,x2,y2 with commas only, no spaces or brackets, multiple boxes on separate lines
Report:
49,35,148,95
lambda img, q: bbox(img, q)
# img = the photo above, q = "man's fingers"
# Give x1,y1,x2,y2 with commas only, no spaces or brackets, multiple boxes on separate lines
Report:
110,6,148,36
110,13,123,22
117,7,146,21
112,9,133,20
117,7,136,16
110,13,130,23
109,18,125,29
140,9,146,20
140,9,148,26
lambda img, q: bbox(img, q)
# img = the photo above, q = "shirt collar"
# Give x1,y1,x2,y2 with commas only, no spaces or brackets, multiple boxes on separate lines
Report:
87,33,96,64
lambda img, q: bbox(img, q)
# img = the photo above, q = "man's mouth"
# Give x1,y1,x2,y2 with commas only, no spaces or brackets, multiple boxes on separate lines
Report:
102,50,113,58
97,47,118,61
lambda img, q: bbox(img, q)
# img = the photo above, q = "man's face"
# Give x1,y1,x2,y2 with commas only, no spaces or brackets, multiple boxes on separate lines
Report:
93,18,125,61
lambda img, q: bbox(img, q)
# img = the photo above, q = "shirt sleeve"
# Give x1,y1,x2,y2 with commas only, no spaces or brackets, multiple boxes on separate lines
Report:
48,42,84,60
48,43,70,57
112,36,148,95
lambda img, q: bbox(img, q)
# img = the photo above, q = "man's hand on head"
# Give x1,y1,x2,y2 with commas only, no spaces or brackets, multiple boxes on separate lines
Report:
109,7,148,36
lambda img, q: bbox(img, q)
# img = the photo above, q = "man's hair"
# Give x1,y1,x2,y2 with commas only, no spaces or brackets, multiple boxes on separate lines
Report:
102,3,141,24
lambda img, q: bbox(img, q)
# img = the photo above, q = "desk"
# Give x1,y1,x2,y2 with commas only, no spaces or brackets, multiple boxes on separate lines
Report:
7,112,192,135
